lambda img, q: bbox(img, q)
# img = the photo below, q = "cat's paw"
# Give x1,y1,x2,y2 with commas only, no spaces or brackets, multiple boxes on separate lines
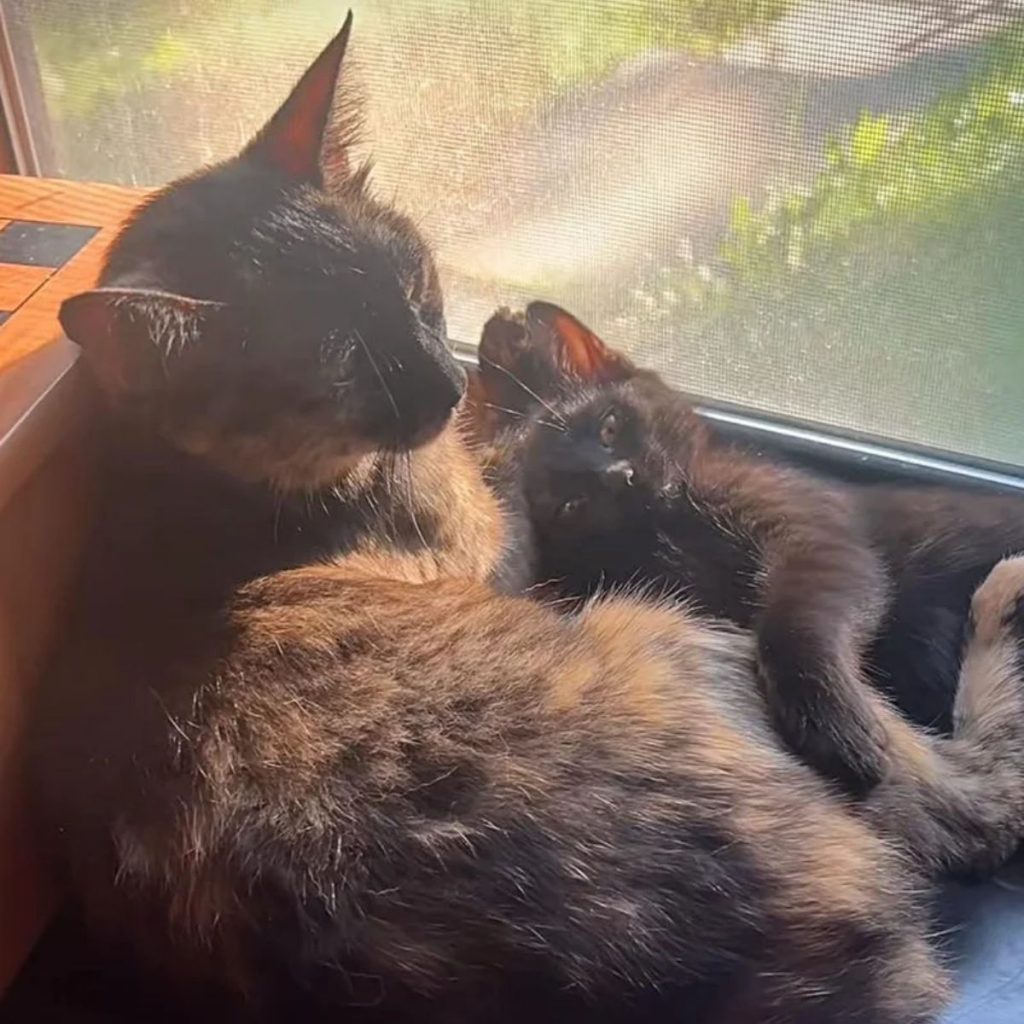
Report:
958,556,1024,868
969,555,1024,647
477,305,565,422
957,554,1024,739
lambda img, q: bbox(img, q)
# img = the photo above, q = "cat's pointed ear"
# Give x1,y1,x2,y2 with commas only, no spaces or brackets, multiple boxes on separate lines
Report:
60,288,226,395
244,11,354,182
526,301,635,383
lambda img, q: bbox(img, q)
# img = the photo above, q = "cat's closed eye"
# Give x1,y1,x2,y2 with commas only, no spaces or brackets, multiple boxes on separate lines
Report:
599,409,619,449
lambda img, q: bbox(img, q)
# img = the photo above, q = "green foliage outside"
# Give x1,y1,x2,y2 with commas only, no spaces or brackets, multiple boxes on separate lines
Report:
719,27,1024,286
438,0,792,88
28,0,791,124
26,0,325,121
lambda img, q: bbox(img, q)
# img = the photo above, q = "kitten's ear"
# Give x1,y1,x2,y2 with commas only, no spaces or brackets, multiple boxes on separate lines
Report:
60,288,226,396
526,301,635,383
244,11,354,182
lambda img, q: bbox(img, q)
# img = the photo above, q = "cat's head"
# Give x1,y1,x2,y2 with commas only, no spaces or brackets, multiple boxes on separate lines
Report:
480,302,702,547
60,14,464,491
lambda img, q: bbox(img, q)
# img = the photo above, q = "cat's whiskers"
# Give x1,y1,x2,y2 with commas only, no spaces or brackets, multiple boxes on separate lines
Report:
272,495,284,545
402,450,429,551
379,449,403,541
383,450,398,534
354,328,401,430
536,419,566,433
478,356,568,427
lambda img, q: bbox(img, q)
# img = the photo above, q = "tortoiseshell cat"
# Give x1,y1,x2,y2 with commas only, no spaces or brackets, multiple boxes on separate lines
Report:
27,16,1024,1024
474,302,1024,791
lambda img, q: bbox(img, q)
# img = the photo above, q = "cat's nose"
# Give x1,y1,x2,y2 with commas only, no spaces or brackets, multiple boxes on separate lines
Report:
411,353,465,412
604,460,635,490
381,354,465,447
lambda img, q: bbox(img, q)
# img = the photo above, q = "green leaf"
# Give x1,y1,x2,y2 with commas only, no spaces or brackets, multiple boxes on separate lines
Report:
850,112,890,168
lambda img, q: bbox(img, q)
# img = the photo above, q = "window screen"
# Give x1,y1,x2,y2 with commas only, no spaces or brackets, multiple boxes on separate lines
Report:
6,1,1024,465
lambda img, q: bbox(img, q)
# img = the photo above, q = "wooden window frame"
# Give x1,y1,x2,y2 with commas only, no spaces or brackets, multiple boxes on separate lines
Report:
0,3,52,175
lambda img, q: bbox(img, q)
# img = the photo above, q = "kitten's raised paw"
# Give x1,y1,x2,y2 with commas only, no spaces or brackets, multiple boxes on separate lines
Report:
479,307,529,373
477,305,563,425
969,555,1024,646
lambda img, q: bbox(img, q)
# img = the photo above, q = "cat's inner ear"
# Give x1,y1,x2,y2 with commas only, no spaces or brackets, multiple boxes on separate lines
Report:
526,301,635,383
244,11,354,182
60,288,226,396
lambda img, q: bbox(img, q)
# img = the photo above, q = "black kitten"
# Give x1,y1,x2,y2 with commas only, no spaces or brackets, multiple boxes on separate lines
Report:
478,302,1024,785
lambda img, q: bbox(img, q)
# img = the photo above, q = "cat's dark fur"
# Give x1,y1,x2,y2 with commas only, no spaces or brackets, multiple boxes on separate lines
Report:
474,302,1024,788
27,18,1024,1024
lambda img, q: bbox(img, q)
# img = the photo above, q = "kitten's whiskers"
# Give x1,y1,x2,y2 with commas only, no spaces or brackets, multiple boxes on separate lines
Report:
478,356,568,427
480,401,565,433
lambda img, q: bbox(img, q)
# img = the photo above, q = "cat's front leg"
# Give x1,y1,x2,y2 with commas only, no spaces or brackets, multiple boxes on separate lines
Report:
754,539,892,795
691,451,894,794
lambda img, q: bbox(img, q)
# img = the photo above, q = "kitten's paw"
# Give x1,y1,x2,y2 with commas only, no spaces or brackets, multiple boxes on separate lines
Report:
479,307,529,375
969,555,1024,647
779,697,890,798
757,631,889,796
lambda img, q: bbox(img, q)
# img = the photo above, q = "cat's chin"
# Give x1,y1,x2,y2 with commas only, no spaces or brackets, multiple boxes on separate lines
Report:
171,408,459,493
387,409,457,452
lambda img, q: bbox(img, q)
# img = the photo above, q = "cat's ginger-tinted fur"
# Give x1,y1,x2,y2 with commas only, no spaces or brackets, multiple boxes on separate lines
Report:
28,16,1024,1024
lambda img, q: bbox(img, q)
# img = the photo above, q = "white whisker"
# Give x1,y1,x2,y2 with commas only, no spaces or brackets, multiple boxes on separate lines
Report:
403,451,428,550
478,356,567,427
355,329,400,427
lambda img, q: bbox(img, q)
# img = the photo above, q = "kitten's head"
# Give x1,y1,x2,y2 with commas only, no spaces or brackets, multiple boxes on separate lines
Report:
481,303,701,549
60,14,464,491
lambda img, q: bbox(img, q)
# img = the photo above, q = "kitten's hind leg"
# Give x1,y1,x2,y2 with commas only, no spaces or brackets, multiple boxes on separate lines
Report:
863,555,1024,876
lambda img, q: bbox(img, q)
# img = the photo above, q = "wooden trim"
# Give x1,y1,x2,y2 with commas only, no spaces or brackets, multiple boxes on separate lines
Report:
0,404,96,996
0,103,15,175
0,3,52,175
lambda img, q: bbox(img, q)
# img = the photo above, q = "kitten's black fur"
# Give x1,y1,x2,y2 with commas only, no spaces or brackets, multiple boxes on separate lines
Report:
478,303,1024,771
861,486,1024,728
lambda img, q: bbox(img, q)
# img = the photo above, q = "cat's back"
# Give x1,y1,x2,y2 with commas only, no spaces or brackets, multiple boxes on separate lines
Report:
37,551,877,1017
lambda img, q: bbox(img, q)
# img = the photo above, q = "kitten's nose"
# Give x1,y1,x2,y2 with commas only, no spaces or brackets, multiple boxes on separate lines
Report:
604,460,635,490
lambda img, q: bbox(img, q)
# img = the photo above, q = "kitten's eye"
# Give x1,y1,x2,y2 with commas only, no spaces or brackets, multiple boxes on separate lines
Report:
599,410,619,449
557,498,585,520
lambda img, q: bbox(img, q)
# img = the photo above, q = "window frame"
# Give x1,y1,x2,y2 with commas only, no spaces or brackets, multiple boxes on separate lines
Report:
0,2,49,174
